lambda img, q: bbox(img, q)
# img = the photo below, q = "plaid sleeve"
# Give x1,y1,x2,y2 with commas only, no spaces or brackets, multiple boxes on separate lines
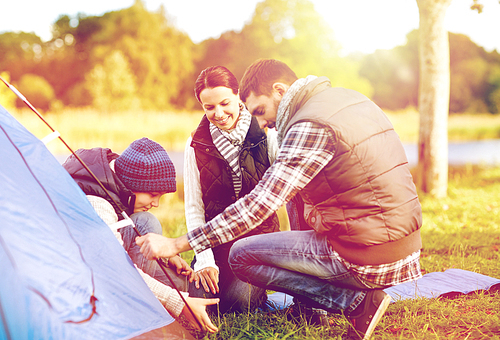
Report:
188,122,335,253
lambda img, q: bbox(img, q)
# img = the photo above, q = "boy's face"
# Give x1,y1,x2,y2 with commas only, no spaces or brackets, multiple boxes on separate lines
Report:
133,192,166,213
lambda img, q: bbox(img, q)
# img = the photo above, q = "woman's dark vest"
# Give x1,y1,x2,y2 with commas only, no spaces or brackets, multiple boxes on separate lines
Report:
191,115,280,260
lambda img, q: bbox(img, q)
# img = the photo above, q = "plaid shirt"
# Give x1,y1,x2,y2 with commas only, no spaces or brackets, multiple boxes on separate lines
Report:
187,121,421,287
334,249,422,287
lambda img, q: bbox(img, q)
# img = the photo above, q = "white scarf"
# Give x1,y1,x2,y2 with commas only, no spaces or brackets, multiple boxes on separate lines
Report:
276,75,318,146
209,104,251,198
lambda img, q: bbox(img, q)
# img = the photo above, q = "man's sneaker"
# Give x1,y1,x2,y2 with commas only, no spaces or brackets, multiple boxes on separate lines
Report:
346,290,391,339
285,303,333,327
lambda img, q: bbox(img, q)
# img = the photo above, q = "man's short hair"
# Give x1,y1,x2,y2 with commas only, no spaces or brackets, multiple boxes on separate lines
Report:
240,59,298,102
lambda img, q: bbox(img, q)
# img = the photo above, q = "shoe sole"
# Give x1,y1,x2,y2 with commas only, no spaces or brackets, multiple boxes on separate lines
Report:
362,293,391,340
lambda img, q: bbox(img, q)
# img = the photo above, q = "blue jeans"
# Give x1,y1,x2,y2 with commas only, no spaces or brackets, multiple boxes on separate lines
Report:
229,230,374,313
119,212,189,292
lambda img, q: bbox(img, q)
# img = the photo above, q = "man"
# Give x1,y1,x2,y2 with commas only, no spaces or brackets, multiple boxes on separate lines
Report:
137,59,423,339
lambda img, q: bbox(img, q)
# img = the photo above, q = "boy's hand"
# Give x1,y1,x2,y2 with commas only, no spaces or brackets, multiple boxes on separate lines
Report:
182,297,219,333
168,255,194,279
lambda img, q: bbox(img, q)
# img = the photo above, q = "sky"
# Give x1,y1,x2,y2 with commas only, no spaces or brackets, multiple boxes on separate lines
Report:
0,0,499,56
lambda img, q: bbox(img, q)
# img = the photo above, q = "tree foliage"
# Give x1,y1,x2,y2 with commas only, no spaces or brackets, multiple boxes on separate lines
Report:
359,30,419,110
488,64,500,113
0,72,17,110
60,1,194,110
196,0,372,97
0,0,498,113
85,50,140,111
10,0,196,111
359,30,500,114
15,74,56,111
0,32,44,82
449,33,490,113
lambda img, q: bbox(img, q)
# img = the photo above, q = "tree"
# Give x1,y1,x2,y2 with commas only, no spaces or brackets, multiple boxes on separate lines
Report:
42,0,195,109
197,0,372,97
87,0,195,110
0,32,44,82
488,64,500,113
359,30,419,110
449,33,490,113
415,0,499,197
358,30,498,113
450,56,489,113
85,50,140,111
415,0,452,198
15,74,56,111
0,72,17,110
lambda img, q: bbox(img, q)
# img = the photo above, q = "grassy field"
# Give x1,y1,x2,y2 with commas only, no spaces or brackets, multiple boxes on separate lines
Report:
386,108,500,143
10,108,500,339
156,165,500,340
11,107,206,154
10,107,500,154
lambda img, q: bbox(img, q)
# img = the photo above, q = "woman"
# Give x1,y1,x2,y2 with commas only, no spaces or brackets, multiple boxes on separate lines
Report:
184,66,280,313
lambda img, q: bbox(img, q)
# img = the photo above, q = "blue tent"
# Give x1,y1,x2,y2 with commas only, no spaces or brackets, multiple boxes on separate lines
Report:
0,104,191,339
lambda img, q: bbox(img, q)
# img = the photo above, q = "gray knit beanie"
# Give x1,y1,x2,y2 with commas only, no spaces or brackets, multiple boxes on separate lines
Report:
115,138,176,193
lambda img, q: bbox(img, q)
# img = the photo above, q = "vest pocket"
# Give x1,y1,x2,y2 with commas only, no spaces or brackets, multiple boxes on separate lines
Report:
304,203,347,237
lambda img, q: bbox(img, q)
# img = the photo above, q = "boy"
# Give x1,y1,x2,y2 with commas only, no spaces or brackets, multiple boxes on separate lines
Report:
63,137,218,334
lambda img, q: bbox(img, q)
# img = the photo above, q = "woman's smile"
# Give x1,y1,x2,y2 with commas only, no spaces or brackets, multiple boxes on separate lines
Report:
199,86,241,131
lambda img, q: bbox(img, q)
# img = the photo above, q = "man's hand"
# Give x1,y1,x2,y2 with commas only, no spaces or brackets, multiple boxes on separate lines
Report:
168,255,195,281
194,267,219,295
181,297,219,333
136,233,191,260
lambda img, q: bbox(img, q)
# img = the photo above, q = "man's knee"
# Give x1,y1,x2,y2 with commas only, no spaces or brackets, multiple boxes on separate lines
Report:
228,238,246,269
229,238,256,282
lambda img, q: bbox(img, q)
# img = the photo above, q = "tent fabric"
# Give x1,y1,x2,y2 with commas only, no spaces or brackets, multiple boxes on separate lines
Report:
0,104,175,339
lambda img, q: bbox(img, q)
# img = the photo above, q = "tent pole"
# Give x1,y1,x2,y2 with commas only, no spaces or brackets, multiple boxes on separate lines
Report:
0,76,204,331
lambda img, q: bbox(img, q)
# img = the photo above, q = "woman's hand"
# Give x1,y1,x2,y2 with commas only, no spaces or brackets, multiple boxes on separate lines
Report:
194,267,219,294
181,297,220,333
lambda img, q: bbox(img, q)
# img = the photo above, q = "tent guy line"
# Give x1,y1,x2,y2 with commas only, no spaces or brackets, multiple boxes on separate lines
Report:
0,75,203,331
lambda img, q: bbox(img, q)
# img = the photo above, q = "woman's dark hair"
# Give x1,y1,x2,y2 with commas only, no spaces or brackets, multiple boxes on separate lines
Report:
194,66,239,103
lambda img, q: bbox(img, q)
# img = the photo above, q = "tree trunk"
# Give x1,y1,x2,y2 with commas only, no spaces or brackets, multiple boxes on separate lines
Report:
415,0,452,198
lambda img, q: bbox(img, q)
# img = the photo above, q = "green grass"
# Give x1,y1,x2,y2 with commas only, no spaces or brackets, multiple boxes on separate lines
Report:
154,165,500,340
10,107,205,153
386,109,500,143
10,107,500,152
